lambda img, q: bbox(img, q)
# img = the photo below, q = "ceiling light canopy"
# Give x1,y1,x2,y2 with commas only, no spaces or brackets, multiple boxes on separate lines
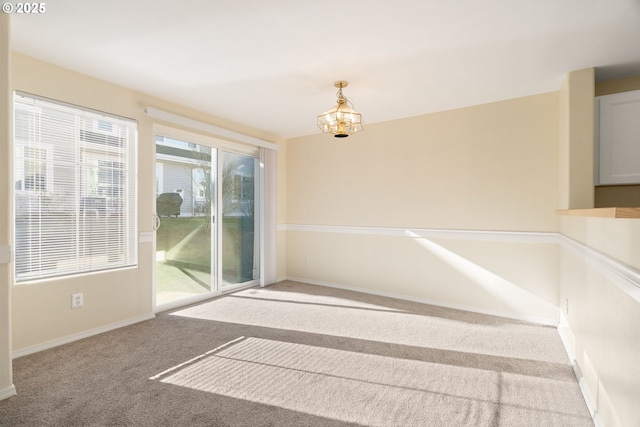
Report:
317,81,363,138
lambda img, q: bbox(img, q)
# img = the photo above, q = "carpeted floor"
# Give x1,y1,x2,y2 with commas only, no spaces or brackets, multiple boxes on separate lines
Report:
0,280,593,426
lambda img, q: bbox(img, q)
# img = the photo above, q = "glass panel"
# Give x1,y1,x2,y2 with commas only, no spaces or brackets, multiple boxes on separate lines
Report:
13,93,137,282
155,137,215,306
222,152,259,286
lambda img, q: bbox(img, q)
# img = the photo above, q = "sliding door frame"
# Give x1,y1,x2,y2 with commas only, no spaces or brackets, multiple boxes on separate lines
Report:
152,124,262,311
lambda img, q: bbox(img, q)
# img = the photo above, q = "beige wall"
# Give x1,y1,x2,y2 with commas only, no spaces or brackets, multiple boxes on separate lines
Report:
559,68,595,210
285,93,561,322
276,140,287,280
558,216,640,427
595,75,640,96
9,53,283,353
0,14,15,399
288,92,560,232
595,185,640,208
285,75,640,425
5,48,640,427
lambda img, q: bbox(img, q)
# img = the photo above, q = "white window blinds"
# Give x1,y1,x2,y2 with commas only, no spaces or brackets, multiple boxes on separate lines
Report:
13,93,138,282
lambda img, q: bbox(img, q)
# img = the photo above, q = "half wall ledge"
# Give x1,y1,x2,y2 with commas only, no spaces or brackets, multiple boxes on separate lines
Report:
556,207,640,218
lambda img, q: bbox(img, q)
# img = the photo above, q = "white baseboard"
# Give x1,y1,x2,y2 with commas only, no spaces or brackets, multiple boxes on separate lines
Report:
571,362,603,427
557,311,575,361
283,276,559,326
0,384,16,400
12,313,155,359
557,311,602,427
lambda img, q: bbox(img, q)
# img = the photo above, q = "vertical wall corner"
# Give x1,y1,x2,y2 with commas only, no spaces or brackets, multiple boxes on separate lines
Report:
0,12,14,399
559,68,595,210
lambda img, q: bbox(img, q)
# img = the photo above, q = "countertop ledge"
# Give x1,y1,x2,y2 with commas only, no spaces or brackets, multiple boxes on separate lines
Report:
556,207,640,218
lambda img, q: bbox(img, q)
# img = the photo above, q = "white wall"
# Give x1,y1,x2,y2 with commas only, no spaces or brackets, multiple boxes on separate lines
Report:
558,215,640,427
286,227,560,323
555,70,640,426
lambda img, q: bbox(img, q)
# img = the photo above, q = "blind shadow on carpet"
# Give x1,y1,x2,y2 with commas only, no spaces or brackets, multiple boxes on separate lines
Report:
0,280,593,426
152,335,590,426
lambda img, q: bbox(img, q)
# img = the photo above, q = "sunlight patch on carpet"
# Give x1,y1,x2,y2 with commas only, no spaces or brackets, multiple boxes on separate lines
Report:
151,337,592,426
168,285,568,364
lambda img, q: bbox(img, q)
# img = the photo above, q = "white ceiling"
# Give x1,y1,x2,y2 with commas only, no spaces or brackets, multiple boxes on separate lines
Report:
10,0,640,139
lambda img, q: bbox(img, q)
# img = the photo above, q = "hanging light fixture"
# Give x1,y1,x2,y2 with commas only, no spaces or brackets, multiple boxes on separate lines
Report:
317,81,363,138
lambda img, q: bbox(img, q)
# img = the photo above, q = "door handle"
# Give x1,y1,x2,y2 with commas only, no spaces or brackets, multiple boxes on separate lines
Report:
153,213,161,231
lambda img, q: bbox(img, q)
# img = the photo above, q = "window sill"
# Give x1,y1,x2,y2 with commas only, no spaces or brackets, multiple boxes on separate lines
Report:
556,207,640,218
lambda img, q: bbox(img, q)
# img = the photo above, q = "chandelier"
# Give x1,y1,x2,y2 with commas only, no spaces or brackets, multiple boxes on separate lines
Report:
317,81,363,138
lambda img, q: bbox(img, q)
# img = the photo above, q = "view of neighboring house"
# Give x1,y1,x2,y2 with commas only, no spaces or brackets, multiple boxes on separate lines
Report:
155,136,211,218
155,136,255,219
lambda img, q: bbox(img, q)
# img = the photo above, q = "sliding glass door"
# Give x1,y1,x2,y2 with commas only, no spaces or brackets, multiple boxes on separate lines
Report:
154,133,260,308
221,152,259,287
155,136,215,306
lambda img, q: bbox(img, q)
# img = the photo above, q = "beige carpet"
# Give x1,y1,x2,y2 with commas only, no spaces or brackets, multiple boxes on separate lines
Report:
0,280,593,426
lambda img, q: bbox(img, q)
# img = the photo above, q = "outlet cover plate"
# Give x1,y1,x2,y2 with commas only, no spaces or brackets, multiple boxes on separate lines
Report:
72,293,83,309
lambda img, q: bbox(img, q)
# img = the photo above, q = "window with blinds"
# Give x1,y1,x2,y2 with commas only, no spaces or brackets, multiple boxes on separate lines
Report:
13,93,138,282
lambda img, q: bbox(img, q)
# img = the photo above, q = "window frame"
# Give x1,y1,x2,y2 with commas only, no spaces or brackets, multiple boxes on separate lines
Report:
12,92,138,283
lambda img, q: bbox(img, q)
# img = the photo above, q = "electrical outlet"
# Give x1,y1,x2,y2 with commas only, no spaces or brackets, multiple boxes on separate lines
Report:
304,256,310,266
565,298,569,315
72,293,83,309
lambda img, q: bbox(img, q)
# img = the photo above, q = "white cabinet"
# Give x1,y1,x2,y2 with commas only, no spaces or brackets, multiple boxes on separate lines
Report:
595,89,640,185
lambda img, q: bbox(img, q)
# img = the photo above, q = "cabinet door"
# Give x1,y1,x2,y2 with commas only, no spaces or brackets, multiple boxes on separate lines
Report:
597,90,640,185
